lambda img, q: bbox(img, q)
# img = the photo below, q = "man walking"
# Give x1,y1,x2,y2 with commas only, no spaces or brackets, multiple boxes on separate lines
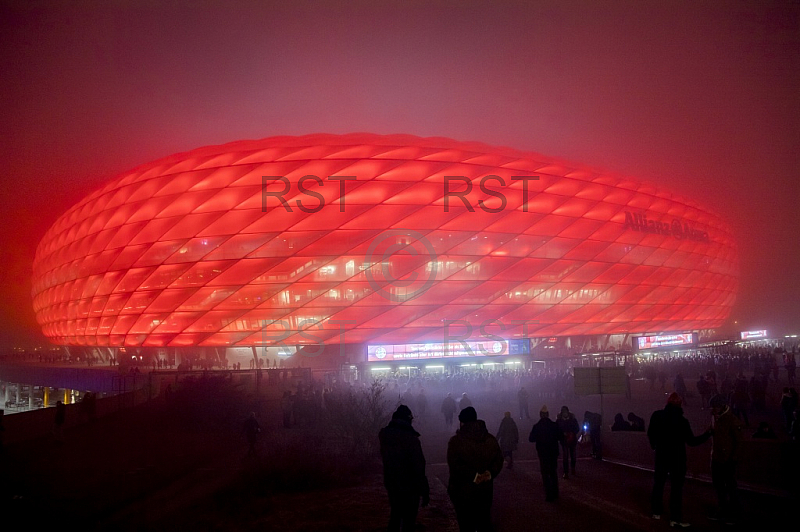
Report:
556,405,579,478
495,412,519,469
242,411,261,456
53,400,66,444
441,392,457,428
447,406,504,531
517,387,530,420
708,394,742,525
529,405,564,501
648,392,711,528
379,405,430,532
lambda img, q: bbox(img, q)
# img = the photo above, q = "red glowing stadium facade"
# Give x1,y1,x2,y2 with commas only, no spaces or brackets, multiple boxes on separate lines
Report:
31,134,738,361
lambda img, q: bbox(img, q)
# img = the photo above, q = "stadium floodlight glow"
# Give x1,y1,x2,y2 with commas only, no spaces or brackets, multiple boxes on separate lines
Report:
370,366,391,371
425,365,444,369
31,133,738,348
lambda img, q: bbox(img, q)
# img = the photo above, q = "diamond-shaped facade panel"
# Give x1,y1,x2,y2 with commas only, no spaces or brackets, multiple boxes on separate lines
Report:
31,134,738,347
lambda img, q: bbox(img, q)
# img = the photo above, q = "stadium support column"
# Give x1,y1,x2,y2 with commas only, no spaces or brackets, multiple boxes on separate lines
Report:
251,346,260,393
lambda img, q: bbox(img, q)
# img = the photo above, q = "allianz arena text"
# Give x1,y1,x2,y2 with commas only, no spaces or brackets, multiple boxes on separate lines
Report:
31,134,738,348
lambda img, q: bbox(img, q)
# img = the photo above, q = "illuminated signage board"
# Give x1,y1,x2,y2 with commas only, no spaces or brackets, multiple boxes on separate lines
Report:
634,333,697,350
740,330,767,340
367,339,529,362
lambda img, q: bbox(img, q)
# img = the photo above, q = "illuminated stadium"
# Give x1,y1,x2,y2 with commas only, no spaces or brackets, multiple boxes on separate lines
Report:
31,134,738,367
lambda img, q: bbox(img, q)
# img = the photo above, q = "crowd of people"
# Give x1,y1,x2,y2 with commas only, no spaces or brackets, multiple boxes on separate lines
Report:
366,344,797,530
376,382,788,531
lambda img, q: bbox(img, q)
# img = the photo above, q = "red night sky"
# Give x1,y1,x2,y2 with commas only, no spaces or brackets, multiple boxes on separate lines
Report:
1,1,798,347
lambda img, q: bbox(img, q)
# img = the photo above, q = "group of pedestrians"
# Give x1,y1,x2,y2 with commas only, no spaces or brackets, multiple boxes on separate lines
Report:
380,403,503,532
380,387,749,531
379,401,587,531
647,391,743,527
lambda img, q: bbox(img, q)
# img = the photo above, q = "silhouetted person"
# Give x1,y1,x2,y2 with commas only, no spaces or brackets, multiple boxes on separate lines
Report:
81,392,97,423
281,391,293,428
495,412,519,469
556,405,579,478
458,392,472,411
780,387,798,431
730,375,750,427
647,392,711,527
673,373,688,404
517,387,530,419
416,389,428,419
583,411,602,459
785,354,796,386
697,374,711,409
611,412,631,431
529,405,564,501
379,405,430,532
708,394,742,524
627,412,645,432
243,411,261,456
441,393,457,427
53,400,66,444
447,406,503,532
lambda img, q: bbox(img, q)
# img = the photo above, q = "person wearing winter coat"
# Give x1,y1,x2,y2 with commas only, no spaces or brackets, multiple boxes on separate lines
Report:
708,394,742,524
447,406,504,532
529,405,565,501
242,411,261,455
441,393,457,427
647,392,711,527
611,412,631,431
627,412,646,432
556,405,580,478
495,412,519,469
458,392,473,411
379,405,430,532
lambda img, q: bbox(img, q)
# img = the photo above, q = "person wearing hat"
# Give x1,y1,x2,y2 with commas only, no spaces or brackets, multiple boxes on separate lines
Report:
647,392,712,528
528,405,565,501
556,405,579,478
708,394,742,524
458,392,472,411
447,406,504,531
379,405,430,532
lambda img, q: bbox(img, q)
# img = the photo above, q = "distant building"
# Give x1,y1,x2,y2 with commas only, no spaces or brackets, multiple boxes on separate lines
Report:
31,134,737,370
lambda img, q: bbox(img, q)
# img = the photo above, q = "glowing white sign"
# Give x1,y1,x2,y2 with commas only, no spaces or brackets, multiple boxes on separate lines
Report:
367,339,529,362
635,333,696,350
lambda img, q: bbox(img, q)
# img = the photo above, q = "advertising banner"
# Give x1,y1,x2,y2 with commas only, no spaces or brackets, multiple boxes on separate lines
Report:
633,333,697,350
367,338,529,362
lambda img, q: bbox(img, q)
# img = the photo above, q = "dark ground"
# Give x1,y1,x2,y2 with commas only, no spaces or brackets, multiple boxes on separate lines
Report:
0,374,796,531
